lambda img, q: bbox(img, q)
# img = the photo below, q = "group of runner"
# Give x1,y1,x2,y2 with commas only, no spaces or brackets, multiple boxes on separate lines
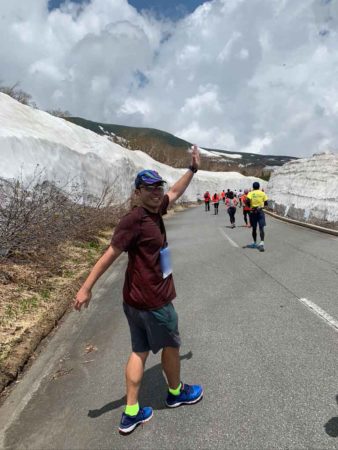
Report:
203,183,268,252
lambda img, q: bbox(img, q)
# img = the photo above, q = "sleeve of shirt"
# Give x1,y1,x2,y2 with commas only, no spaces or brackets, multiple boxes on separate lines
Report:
160,194,170,216
110,209,141,252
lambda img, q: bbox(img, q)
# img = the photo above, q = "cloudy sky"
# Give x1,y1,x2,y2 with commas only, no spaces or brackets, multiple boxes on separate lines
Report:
1,0,338,157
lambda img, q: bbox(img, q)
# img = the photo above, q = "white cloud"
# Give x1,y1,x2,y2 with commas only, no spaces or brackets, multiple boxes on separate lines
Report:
241,135,273,154
180,85,222,116
176,121,236,150
118,98,151,116
1,0,338,157
217,31,242,62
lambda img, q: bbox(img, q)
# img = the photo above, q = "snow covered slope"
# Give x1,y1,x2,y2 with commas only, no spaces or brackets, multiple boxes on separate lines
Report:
0,94,265,203
267,152,338,227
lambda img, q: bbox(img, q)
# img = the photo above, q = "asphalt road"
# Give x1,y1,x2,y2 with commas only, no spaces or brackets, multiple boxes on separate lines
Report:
1,204,338,450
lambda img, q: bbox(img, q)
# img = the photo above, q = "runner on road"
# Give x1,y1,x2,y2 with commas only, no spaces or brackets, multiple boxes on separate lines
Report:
204,191,211,211
245,182,268,252
240,189,251,228
74,146,203,435
238,190,243,207
225,191,238,228
221,190,226,203
212,192,220,215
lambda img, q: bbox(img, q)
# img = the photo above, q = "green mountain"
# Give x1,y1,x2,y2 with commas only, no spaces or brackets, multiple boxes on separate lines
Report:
66,117,297,179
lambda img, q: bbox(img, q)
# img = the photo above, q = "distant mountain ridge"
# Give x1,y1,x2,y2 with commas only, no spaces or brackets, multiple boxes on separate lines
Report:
67,117,298,178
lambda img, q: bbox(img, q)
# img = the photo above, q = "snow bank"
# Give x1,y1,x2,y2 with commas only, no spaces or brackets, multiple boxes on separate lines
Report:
0,94,265,204
267,152,338,228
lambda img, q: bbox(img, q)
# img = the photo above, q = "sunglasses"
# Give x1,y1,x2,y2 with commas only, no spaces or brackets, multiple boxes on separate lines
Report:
139,184,164,192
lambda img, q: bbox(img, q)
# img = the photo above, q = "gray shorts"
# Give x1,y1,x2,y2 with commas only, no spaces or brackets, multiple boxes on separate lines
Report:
123,302,181,354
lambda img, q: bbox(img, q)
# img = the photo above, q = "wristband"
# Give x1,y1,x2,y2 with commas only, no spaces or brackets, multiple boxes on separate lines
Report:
188,165,198,173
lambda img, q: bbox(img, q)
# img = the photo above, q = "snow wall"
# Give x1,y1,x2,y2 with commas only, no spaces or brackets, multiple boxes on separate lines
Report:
267,152,338,228
0,93,266,204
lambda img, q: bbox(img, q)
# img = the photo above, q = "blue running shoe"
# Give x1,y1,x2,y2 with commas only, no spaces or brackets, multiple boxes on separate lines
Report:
246,243,257,248
166,383,203,408
119,406,153,435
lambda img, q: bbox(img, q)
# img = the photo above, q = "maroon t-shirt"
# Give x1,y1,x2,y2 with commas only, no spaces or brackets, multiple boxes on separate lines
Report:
111,195,176,310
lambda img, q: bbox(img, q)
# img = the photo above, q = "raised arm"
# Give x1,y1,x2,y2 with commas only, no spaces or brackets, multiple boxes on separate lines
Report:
74,244,122,311
167,144,200,207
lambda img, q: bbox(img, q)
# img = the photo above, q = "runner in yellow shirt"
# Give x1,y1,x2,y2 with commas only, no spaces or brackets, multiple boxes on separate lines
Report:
245,182,268,252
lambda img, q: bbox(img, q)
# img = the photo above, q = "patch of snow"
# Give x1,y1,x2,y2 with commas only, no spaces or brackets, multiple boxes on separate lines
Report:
196,147,216,157
218,153,242,159
204,150,242,159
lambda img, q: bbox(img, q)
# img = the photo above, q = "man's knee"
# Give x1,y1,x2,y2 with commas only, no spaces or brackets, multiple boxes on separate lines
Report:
132,351,149,364
161,346,180,359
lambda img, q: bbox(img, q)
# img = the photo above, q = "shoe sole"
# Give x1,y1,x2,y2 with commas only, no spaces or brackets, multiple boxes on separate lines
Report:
165,392,204,408
118,411,153,435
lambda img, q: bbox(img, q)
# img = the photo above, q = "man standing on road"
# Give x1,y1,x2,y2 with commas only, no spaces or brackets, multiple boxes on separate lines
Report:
245,181,268,252
74,145,203,435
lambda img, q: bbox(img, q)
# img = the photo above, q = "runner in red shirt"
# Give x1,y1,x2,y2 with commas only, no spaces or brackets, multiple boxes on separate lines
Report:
221,190,226,203
212,192,220,215
203,191,211,211
240,189,252,228
75,146,203,435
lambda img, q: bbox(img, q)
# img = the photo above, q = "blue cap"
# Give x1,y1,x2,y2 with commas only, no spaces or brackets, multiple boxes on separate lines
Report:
135,170,165,188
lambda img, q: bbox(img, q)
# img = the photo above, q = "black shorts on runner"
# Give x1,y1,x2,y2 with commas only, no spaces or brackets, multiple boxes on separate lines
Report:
250,209,266,228
123,302,181,354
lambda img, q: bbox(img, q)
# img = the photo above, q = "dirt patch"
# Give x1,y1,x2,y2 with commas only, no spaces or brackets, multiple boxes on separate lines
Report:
0,231,112,393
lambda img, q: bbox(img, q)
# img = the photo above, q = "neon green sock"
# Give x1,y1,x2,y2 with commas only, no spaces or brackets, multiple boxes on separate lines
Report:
169,383,182,396
125,402,139,416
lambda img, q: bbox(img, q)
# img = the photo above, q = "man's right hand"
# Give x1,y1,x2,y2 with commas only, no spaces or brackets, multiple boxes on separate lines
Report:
74,287,92,311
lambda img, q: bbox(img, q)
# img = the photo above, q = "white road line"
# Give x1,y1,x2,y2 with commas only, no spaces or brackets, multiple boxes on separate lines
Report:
298,298,338,332
219,227,239,248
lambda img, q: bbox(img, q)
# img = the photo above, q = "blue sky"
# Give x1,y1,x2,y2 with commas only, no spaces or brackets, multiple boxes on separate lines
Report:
2,0,338,156
49,0,211,20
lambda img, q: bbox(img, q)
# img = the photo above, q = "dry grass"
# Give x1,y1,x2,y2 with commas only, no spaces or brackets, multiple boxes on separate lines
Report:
0,230,112,391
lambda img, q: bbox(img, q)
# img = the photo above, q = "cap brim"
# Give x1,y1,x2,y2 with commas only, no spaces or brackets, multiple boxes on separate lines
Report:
139,180,166,186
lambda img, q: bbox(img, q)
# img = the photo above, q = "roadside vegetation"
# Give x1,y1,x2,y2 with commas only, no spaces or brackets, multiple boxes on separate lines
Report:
0,170,129,392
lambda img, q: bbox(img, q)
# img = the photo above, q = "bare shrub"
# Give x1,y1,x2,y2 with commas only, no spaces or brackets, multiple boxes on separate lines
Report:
0,83,37,108
46,109,71,118
0,168,129,267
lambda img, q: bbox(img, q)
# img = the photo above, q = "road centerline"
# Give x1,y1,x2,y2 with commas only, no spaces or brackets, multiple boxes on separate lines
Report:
298,298,338,333
219,227,239,248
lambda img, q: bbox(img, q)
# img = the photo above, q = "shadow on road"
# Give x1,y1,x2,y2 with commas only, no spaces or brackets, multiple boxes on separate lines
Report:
88,351,193,418
324,394,338,437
